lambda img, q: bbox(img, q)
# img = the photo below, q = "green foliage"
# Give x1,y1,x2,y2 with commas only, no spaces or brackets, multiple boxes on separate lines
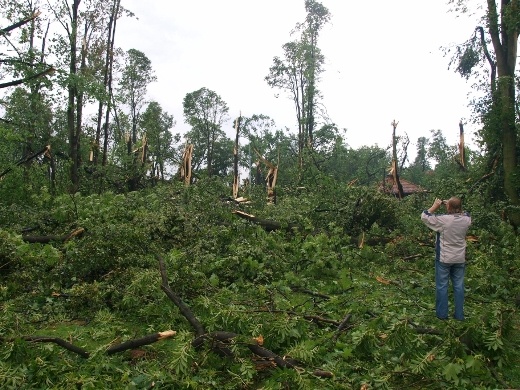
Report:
1,171,520,389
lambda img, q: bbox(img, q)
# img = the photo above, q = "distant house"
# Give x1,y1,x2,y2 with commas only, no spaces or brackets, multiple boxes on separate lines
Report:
380,174,429,197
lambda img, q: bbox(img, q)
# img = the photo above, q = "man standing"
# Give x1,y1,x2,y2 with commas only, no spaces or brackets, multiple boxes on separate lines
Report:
421,197,472,320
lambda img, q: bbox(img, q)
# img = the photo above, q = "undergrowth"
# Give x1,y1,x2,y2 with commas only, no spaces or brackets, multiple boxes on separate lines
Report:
0,182,518,389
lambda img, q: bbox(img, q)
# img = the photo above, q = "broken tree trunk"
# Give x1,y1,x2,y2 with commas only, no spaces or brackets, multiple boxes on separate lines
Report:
457,121,466,171
253,148,278,204
180,143,193,186
390,120,405,199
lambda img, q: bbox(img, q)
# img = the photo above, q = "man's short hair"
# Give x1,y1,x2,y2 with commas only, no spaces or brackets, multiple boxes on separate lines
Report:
448,197,462,213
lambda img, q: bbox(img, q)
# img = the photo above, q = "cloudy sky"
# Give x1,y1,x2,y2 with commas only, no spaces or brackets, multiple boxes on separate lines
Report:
117,0,480,154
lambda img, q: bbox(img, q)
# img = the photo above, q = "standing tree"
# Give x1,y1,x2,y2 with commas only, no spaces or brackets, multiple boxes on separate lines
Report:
183,87,230,178
117,49,156,156
265,0,330,173
139,101,175,181
116,48,156,190
0,1,57,191
448,0,519,224
92,0,123,167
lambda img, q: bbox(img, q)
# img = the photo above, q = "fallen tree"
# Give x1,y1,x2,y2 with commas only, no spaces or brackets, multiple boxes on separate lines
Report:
155,252,334,376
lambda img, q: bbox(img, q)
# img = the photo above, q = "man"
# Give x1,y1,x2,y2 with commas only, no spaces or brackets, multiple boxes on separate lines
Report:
421,197,471,320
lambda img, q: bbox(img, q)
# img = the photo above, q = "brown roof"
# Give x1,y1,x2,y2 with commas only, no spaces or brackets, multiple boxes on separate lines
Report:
380,175,429,196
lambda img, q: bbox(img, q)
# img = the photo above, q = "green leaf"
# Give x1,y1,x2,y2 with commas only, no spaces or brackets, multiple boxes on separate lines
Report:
443,362,463,382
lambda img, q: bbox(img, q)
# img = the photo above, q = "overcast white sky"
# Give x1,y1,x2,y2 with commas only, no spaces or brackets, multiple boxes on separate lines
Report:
117,0,479,155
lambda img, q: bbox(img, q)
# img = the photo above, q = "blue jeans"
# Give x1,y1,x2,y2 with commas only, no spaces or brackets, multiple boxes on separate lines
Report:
435,260,465,320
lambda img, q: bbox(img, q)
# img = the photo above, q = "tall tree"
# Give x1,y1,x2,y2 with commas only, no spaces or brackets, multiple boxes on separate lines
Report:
265,0,330,173
448,0,519,223
183,87,229,178
117,48,156,155
0,0,55,186
139,101,175,180
115,48,156,190
92,0,123,167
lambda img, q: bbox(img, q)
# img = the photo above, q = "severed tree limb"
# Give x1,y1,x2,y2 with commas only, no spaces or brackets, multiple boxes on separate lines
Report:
1,336,90,358
401,254,422,261
232,210,300,232
290,286,331,300
332,313,352,343
3,332,177,358
106,330,176,355
247,344,295,368
192,331,239,356
156,253,206,337
406,320,443,336
313,370,334,378
0,67,55,89
0,145,51,180
22,227,85,244
253,309,339,328
1,11,41,34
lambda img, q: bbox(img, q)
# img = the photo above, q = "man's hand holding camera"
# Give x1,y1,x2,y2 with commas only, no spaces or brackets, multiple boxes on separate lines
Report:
428,198,447,214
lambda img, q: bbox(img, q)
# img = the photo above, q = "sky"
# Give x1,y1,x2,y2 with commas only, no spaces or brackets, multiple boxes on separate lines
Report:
117,0,480,156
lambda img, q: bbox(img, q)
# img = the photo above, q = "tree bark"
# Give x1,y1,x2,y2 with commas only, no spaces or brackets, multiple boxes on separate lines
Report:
106,330,176,355
67,0,81,191
3,336,90,358
486,0,519,208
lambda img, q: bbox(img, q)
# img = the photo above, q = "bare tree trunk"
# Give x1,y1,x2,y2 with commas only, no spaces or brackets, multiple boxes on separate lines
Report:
67,0,80,191
102,0,120,167
94,0,118,166
232,115,241,198
486,0,519,225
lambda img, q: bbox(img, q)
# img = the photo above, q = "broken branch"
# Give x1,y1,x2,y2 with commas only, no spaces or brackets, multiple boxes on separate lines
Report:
106,330,176,355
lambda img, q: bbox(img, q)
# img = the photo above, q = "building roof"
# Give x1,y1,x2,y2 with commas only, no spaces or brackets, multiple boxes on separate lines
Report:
380,175,429,196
